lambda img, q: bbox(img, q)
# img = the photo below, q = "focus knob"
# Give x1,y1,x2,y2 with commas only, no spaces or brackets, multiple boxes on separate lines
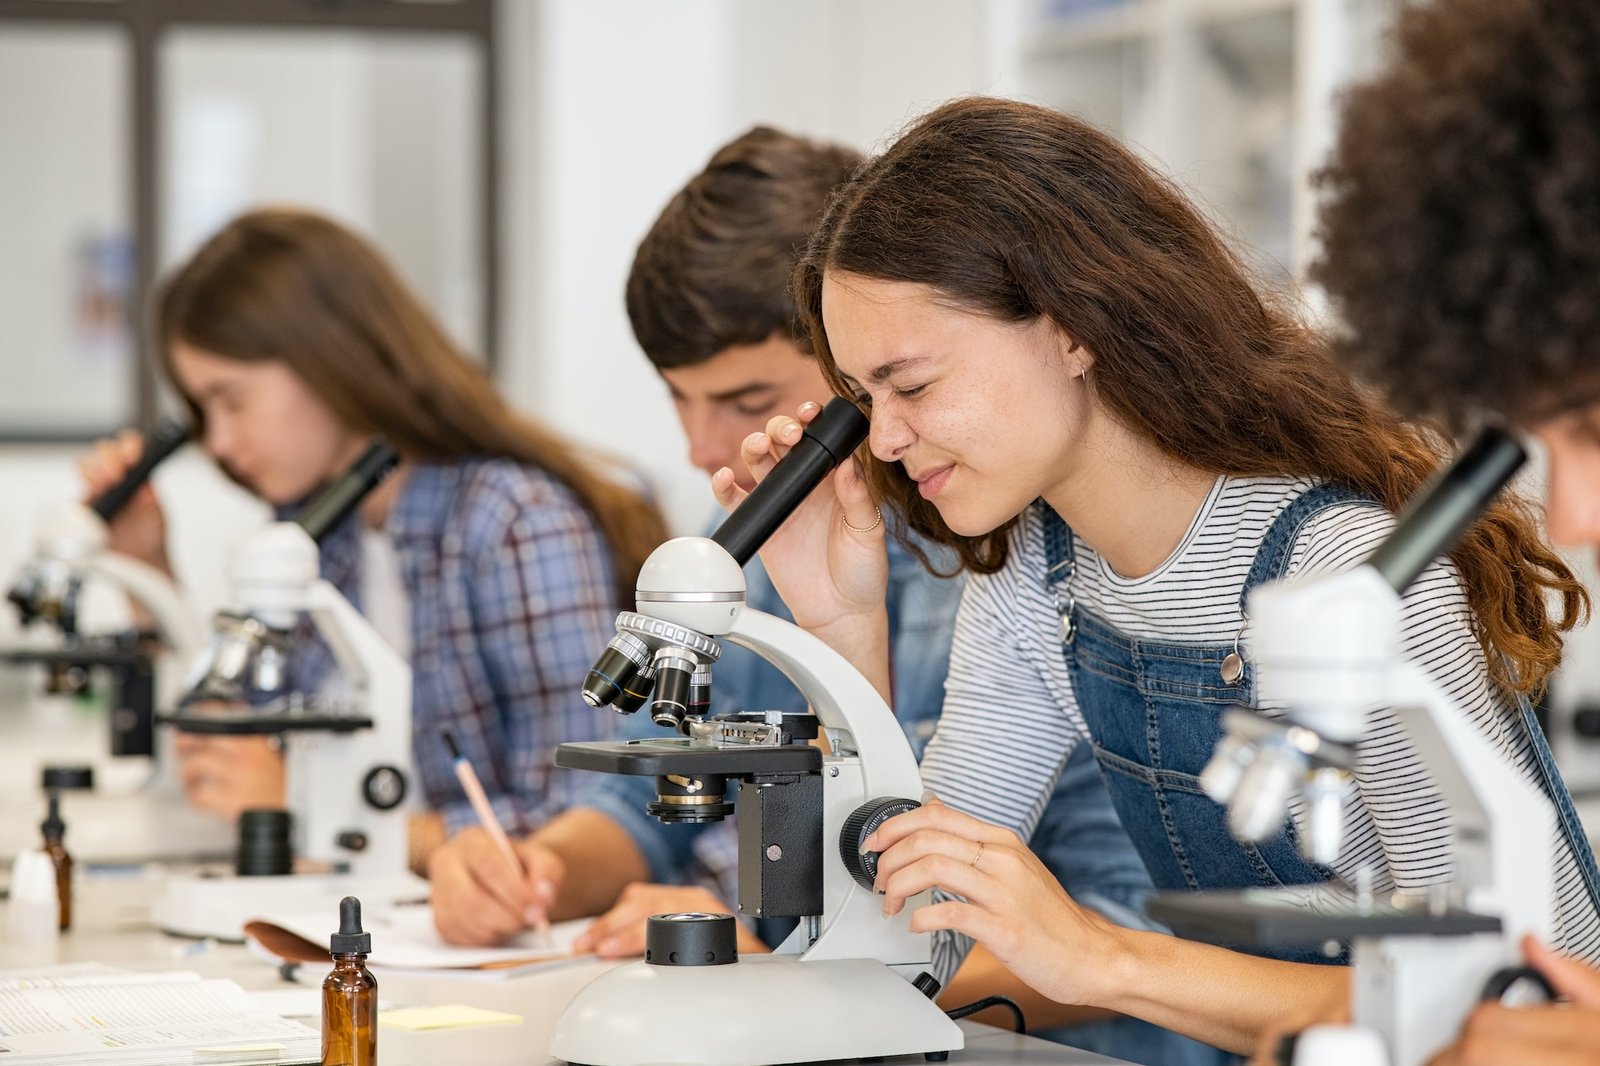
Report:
840,797,921,891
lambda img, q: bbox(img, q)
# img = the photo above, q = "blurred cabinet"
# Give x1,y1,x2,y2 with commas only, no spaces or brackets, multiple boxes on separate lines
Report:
1011,0,1399,281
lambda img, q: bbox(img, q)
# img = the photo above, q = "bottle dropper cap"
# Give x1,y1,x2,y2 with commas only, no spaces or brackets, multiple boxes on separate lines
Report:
40,793,64,842
329,895,371,954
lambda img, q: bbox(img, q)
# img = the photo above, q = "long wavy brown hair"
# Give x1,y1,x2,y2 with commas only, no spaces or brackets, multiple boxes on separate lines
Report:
157,207,666,602
796,96,1585,696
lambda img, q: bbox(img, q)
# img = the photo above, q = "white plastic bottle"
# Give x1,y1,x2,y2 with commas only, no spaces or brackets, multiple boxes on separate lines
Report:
6,848,62,965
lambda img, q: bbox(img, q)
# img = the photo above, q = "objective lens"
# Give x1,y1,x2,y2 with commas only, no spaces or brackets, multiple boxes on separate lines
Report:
582,632,651,708
1228,744,1301,843
1200,733,1254,805
613,658,657,715
651,649,697,732
686,663,712,720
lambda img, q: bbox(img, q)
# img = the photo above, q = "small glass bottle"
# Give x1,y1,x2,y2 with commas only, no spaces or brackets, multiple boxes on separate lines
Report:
39,793,72,932
321,896,377,1066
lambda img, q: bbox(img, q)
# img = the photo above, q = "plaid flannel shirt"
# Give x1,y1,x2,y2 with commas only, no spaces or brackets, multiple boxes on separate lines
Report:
285,458,623,835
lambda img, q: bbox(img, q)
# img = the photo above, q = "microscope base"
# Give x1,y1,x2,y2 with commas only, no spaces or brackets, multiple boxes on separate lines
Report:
549,954,964,1065
152,868,427,941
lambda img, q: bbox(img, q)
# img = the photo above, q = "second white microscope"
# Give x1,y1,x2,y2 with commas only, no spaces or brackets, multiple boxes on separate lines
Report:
153,441,422,938
1153,428,1582,1066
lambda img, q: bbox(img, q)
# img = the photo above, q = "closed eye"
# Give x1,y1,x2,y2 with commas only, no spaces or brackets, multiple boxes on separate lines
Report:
732,399,779,418
893,384,927,399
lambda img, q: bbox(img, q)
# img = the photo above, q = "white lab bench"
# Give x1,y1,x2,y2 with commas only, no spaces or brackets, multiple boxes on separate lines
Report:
31,875,1135,1066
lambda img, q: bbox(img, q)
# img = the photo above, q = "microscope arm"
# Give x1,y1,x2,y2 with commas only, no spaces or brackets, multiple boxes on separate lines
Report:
1386,661,1554,942
720,604,931,968
84,551,205,662
298,578,409,699
723,606,921,799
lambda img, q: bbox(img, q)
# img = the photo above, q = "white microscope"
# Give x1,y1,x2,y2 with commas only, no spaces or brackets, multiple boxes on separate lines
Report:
5,420,205,756
550,398,964,1066
1151,428,1564,1066
152,441,423,939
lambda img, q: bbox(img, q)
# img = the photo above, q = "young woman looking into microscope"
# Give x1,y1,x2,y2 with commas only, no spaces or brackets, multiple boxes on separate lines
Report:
721,97,1600,1056
80,207,666,867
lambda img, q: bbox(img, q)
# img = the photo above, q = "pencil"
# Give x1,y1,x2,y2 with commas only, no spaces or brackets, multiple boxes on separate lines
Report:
441,729,552,945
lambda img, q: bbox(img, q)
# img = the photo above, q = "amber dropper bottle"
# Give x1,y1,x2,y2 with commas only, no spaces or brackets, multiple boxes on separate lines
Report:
39,792,72,932
321,895,376,1066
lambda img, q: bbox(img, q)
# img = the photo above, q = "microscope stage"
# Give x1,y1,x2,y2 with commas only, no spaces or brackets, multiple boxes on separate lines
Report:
1148,887,1503,948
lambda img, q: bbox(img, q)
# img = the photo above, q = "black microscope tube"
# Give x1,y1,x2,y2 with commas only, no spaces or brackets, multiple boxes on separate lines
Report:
1366,427,1526,594
88,420,191,523
710,397,870,567
295,441,401,544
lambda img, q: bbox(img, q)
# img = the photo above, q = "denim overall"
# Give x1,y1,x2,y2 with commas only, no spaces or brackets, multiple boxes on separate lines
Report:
1044,483,1600,966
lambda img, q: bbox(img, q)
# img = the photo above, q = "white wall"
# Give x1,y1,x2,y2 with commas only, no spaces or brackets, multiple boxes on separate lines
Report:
500,0,1010,533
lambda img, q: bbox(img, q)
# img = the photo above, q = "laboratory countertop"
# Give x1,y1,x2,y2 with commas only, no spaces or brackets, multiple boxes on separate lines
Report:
34,875,1134,1066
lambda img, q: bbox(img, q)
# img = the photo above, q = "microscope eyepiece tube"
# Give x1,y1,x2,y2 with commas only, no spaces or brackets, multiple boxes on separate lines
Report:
1366,427,1526,594
710,397,869,567
88,419,191,523
294,441,401,544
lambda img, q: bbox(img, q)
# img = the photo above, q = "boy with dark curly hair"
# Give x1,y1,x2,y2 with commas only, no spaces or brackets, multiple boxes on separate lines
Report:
1301,0,1600,1062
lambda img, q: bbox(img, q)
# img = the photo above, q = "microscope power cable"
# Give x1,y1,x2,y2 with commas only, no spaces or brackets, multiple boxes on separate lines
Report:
943,994,1027,1034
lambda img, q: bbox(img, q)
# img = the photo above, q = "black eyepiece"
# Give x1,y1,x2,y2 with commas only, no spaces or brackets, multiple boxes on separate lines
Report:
710,397,869,567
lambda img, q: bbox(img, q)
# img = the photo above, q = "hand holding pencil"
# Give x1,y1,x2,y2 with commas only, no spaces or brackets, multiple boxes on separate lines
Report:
430,730,564,947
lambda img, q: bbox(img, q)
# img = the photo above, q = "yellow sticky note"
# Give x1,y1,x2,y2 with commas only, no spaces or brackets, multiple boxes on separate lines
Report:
379,1004,523,1031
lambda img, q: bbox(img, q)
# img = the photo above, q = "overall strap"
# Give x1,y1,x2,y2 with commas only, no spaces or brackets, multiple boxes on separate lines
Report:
1042,502,1076,584
1239,483,1383,613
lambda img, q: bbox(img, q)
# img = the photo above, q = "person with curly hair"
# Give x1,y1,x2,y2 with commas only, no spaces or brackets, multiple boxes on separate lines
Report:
1300,0,1600,1062
722,93,1600,1056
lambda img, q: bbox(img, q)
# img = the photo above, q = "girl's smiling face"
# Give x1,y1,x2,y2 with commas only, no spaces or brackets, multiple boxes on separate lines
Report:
822,271,1093,538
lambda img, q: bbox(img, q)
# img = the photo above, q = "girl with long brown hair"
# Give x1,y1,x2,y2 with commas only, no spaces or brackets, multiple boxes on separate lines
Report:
82,207,666,865
718,97,1600,1056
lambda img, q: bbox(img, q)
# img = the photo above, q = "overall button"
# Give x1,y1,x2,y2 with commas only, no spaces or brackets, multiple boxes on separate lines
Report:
1220,652,1244,684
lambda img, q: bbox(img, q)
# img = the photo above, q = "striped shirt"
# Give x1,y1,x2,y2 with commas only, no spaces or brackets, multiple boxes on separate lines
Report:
922,475,1600,981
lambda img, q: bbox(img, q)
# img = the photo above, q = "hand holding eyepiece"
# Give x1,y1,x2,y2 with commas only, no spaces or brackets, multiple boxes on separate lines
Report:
711,397,869,567
88,420,191,523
